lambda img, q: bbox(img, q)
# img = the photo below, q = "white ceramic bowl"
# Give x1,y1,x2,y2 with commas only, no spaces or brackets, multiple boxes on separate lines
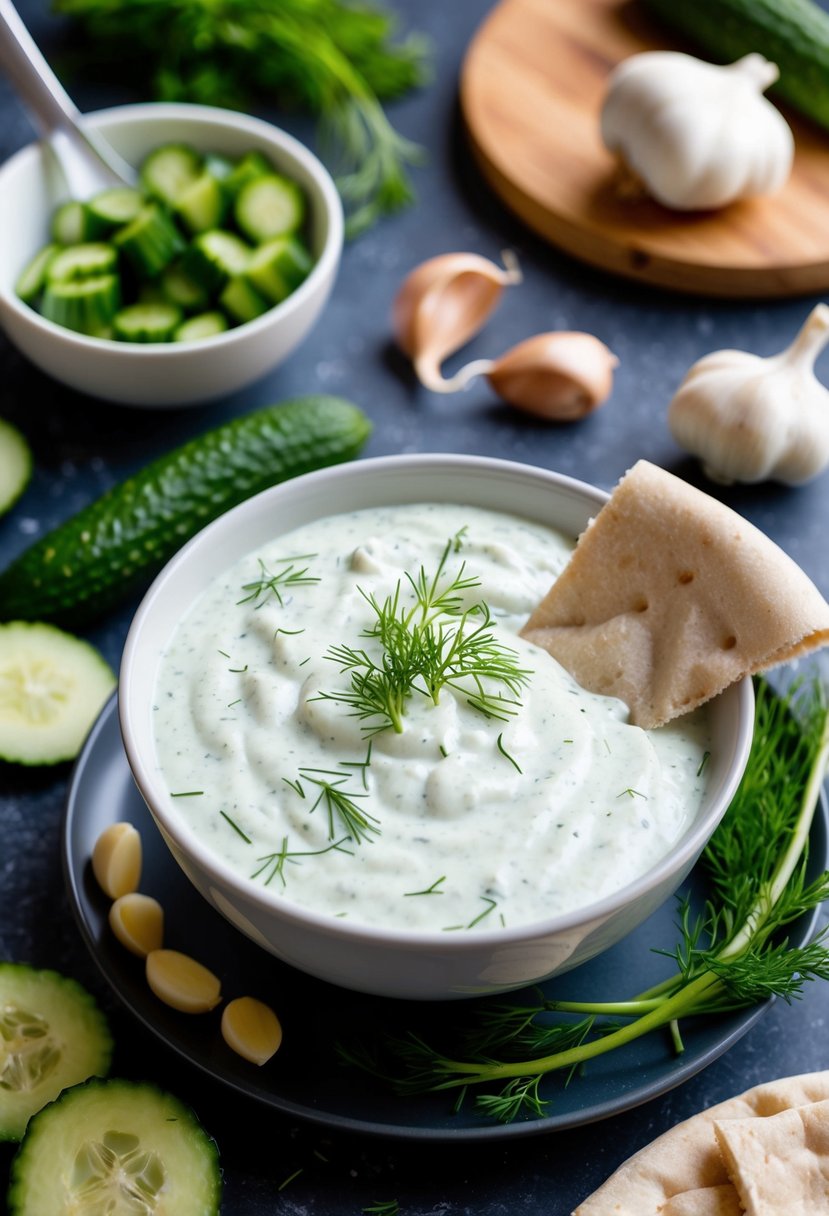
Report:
0,103,343,407
120,455,754,1000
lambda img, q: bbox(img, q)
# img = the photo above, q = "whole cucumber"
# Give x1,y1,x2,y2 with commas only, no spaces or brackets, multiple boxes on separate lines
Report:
643,0,829,131
0,396,371,626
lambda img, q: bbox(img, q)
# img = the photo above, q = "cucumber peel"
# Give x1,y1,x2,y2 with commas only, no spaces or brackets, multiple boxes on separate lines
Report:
7,1077,221,1214
0,419,32,516
0,396,372,627
0,622,115,765
0,964,112,1141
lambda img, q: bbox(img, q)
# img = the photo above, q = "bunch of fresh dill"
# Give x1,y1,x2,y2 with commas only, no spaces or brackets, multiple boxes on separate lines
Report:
340,677,829,1123
53,0,429,235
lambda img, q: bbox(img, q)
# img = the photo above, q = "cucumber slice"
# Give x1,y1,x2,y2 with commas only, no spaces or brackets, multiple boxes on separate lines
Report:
203,152,234,182
184,229,252,293
50,201,104,245
220,149,271,199
0,397,372,626
173,311,228,342
14,244,59,304
246,235,313,304
0,418,32,516
0,964,112,1141
234,173,306,242
0,622,115,764
174,172,228,234
7,1078,221,1215
114,204,185,279
159,260,211,313
219,275,269,323
86,186,144,231
113,301,183,343
140,143,203,205
40,274,121,337
46,243,118,284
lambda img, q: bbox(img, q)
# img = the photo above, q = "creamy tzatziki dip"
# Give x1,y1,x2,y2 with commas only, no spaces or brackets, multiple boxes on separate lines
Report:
152,503,711,932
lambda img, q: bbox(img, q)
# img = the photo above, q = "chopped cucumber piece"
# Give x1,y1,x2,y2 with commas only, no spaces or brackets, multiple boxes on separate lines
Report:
0,964,112,1142
246,235,313,304
184,229,252,293
234,172,306,242
46,243,118,284
159,260,210,312
0,418,32,516
204,152,234,182
114,204,185,279
7,1078,221,1215
0,622,115,764
86,186,144,230
219,275,269,323
174,311,229,342
50,200,104,245
174,171,228,234
220,149,271,199
140,142,203,205
113,301,183,343
14,244,58,304
40,274,121,337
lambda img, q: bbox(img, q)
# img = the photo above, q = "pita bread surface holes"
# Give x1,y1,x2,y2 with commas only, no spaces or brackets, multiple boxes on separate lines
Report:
521,461,829,729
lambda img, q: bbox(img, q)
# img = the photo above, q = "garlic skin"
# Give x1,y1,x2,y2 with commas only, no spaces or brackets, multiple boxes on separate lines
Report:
485,332,618,420
392,251,521,391
668,303,829,486
600,51,794,210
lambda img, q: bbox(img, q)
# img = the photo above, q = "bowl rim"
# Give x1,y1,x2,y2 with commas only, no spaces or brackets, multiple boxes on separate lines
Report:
120,453,755,950
0,101,344,351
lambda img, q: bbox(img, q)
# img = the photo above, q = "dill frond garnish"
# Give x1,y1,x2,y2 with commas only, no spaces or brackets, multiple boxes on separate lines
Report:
285,765,380,844
314,535,532,736
238,555,320,608
252,836,354,887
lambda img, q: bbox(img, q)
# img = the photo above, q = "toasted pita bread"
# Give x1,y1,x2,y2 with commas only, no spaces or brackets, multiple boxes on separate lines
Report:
660,1186,743,1216
521,461,829,729
714,1099,829,1215
573,1071,829,1215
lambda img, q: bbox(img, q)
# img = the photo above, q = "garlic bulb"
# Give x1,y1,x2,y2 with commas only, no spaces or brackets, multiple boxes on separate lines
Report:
600,51,794,210
484,332,617,420
392,251,521,391
668,303,829,485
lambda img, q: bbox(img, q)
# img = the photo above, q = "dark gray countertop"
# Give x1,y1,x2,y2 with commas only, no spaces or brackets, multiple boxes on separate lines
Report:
2,2,829,1212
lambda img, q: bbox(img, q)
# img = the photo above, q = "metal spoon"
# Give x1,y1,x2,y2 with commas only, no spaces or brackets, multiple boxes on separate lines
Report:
0,0,136,196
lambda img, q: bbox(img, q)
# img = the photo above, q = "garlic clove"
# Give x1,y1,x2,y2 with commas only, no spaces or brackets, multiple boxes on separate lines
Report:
392,251,521,392
221,996,283,1066
109,893,164,958
485,332,618,420
92,822,142,900
668,303,829,485
146,949,222,1014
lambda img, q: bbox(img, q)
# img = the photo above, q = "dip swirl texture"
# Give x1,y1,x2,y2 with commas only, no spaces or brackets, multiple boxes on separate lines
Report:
153,503,710,931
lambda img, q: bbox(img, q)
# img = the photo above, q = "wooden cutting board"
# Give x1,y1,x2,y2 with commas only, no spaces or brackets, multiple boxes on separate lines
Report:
460,0,829,297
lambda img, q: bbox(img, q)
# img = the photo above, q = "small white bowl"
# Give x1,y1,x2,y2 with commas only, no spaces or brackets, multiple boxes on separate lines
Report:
120,455,754,1000
0,103,343,407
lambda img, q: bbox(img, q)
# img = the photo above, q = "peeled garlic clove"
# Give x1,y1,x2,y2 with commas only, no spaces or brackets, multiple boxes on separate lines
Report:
92,822,142,899
221,996,283,1066
485,332,618,420
109,893,164,958
146,949,221,1014
392,251,521,392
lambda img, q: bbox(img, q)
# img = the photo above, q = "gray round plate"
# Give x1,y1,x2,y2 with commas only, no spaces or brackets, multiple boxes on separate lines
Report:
62,694,828,1141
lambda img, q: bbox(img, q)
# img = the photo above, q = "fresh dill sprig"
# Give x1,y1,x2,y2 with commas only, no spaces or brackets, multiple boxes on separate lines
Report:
252,836,353,887
238,555,320,608
314,535,532,735
285,766,380,844
340,678,829,1122
362,1202,400,1216
404,876,446,897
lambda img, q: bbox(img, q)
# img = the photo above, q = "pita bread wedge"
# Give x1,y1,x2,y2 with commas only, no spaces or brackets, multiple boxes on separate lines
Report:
521,461,829,728
660,1185,743,1216
714,1098,829,1215
573,1071,829,1215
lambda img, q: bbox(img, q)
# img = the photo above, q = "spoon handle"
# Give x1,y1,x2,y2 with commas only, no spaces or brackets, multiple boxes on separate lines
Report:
0,0,135,193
